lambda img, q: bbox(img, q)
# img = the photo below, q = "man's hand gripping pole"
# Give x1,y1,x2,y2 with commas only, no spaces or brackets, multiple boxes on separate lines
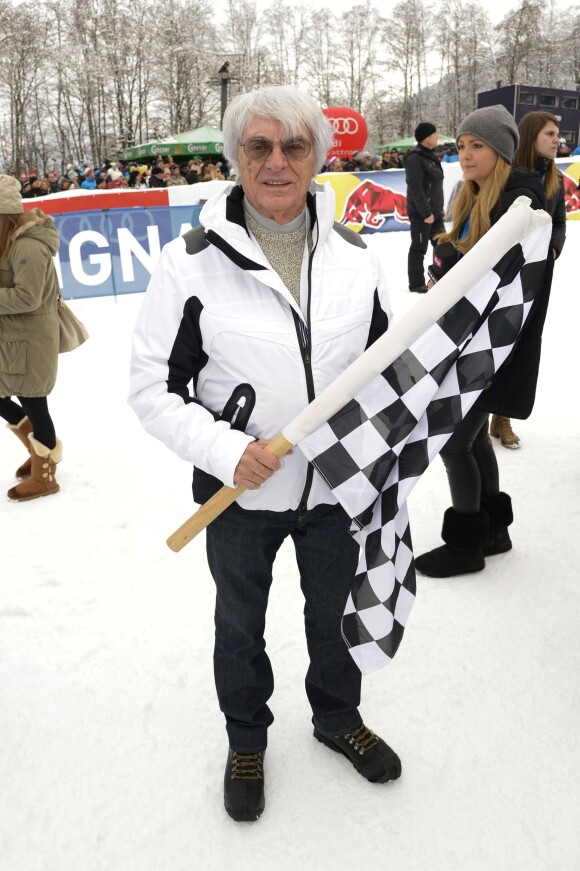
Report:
166,432,293,552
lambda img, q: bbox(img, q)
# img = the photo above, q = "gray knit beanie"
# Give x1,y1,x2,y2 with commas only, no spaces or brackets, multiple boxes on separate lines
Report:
0,174,24,214
456,105,519,164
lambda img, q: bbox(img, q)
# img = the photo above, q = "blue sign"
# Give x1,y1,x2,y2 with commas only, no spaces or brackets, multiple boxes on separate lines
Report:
56,205,203,299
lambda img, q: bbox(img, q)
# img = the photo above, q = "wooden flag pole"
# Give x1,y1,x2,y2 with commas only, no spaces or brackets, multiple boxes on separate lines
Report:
166,432,294,552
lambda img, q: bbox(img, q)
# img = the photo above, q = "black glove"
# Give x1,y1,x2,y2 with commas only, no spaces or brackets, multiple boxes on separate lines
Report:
428,241,458,283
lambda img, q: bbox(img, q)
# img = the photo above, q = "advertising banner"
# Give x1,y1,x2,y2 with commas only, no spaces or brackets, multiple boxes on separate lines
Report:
53,205,203,299
22,160,580,300
323,107,368,158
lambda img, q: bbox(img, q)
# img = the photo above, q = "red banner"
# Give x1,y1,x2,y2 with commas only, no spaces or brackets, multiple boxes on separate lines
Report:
323,107,368,157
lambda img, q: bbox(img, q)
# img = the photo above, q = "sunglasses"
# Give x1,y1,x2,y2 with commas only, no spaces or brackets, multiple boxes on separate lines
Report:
239,136,313,162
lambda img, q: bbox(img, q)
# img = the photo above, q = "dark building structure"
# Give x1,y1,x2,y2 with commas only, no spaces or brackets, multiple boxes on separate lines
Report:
478,83,580,147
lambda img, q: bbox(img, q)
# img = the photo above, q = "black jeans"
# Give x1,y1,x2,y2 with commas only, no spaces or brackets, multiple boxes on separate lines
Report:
440,405,500,514
407,215,445,289
206,502,363,752
0,396,56,448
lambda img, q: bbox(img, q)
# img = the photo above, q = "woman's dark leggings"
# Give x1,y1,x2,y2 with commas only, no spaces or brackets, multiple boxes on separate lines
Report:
439,404,500,515
0,396,56,449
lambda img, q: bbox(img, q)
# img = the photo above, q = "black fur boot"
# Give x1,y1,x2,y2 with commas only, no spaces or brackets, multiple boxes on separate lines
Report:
415,508,489,578
481,492,513,556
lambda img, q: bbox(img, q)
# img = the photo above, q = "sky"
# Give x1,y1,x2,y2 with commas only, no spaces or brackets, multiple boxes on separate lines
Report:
1,180,579,870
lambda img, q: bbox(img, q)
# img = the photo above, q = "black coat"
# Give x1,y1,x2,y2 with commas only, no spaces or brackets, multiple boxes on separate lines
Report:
476,167,550,419
545,172,566,257
430,167,550,419
403,145,444,219
524,158,566,256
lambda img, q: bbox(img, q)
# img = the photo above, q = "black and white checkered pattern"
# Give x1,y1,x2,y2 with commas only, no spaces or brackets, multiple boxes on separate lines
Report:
299,230,551,674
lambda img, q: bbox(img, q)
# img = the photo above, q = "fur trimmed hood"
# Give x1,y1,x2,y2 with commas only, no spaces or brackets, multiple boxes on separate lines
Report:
12,208,60,255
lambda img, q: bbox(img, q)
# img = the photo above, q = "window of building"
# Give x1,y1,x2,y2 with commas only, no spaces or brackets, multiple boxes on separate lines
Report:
538,94,558,107
560,131,577,146
519,92,535,105
561,97,578,110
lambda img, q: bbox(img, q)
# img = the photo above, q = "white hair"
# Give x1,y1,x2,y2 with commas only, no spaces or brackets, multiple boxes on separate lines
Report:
222,85,334,173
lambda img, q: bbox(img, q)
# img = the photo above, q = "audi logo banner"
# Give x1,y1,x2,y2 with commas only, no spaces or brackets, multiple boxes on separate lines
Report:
329,117,360,136
323,106,368,158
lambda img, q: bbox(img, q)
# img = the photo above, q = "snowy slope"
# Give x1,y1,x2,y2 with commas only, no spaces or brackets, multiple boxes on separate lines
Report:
1,225,579,871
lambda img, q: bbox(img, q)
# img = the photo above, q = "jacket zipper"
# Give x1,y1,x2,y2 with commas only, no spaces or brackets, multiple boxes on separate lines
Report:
208,211,317,519
295,240,317,520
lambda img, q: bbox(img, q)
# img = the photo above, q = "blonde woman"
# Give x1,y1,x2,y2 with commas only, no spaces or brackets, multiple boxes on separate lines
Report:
0,175,62,501
490,110,566,448
416,106,548,578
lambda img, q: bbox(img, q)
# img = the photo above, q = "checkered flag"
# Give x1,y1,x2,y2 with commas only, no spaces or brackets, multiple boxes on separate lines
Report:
299,226,551,674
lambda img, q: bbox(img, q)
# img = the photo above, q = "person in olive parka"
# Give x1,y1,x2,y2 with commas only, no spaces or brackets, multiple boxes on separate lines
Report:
0,174,63,501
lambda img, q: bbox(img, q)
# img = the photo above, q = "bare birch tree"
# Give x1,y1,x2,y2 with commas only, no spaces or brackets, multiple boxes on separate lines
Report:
302,10,342,107
264,1,313,87
0,0,576,172
380,0,430,136
0,2,43,174
433,0,494,133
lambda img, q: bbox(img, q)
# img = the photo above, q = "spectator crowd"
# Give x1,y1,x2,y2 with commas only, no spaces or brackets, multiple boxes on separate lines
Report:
8,137,578,199
11,156,234,198
12,150,405,197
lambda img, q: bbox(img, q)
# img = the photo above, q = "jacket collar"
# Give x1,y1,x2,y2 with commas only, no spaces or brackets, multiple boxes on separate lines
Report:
199,180,335,264
406,144,441,166
223,183,318,235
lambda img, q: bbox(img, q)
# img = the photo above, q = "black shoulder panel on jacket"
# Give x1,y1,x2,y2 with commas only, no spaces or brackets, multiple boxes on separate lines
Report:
167,296,208,399
206,229,266,271
365,288,389,348
183,225,210,256
333,221,367,248
306,190,317,227
226,184,249,230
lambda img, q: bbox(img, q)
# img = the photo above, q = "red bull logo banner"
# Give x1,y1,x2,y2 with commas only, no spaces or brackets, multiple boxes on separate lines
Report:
561,161,580,218
318,170,409,233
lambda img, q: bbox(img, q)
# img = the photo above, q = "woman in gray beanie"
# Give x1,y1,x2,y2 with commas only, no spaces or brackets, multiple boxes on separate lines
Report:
0,174,63,501
415,105,550,578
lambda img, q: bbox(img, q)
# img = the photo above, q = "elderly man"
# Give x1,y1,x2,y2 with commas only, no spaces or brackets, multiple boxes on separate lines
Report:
129,86,401,823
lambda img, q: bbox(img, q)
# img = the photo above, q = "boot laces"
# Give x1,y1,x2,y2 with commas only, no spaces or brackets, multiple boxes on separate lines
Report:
231,751,263,780
343,724,379,755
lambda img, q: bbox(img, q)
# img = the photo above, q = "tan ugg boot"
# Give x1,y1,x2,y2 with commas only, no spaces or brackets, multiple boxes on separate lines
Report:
6,417,33,478
490,415,520,449
7,436,62,501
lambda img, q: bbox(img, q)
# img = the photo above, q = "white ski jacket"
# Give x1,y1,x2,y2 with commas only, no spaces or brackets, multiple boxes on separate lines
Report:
129,181,392,512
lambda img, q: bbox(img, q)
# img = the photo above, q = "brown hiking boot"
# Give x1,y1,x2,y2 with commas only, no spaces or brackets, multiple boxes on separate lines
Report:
7,417,33,478
224,749,265,822
7,436,62,501
490,415,520,449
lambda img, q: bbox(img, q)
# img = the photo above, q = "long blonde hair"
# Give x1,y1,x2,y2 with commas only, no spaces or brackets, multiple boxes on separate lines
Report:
437,158,512,255
0,212,29,259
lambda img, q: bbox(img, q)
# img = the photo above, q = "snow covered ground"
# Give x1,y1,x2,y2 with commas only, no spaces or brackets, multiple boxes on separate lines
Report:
2,223,579,871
